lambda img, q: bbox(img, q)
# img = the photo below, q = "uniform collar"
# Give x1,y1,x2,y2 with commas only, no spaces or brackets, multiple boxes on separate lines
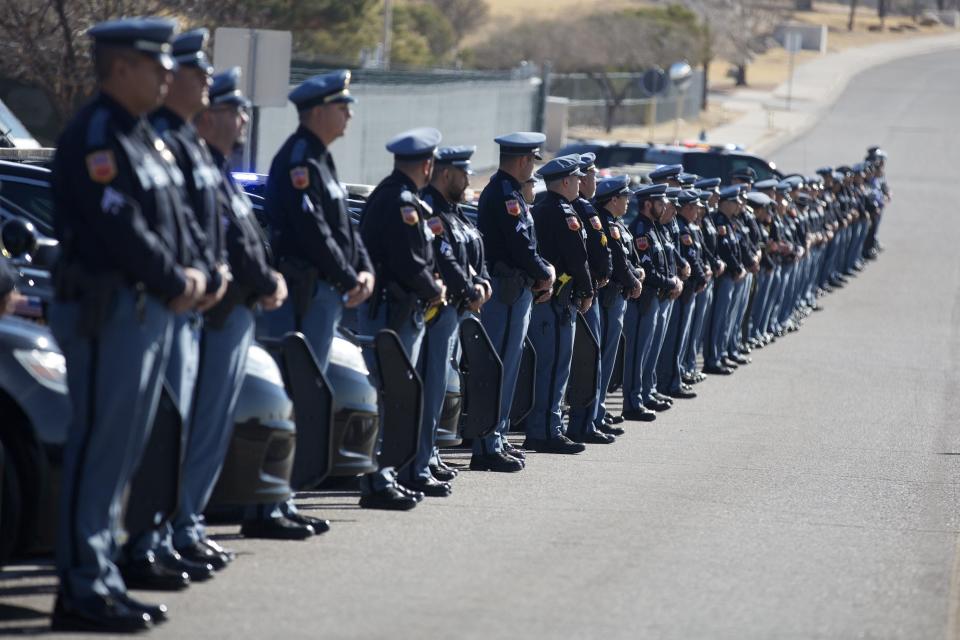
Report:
296,125,329,156
96,91,142,133
495,169,522,191
422,184,452,212
152,105,186,130
389,168,420,194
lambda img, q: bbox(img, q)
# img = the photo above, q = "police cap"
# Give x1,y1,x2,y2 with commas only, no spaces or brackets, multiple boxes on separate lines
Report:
88,17,177,71
678,189,701,206
495,132,546,160
648,164,684,182
578,152,597,172
753,178,779,191
289,70,355,111
595,175,631,200
435,145,476,175
172,28,212,75
816,166,833,176
677,172,699,187
731,166,757,182
665,186,682,202
209,67,250,108
386,127,442,160
775,180,793,193
536,154,584,180
718,185,742,202
744,191,772,207
694,177,721,191
635,183,668,202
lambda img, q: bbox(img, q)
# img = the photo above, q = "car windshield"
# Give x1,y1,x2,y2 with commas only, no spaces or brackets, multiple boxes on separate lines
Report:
0,177,55,236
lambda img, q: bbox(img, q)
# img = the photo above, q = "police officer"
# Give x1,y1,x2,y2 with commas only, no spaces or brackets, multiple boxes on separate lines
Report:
703,186,746,375
567,152,615,444
473,132,555,471
122,27,228,590
358,127,445,509
255,70,374,531
262,69,374,369
621,184,679,421
50,17,207,631
523,155,590,454
399,146,488,496
172,70,289,559
593,176,643,432
683,178,723,384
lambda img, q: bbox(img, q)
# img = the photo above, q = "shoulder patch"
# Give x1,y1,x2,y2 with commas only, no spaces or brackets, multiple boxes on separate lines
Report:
635,236,650,251
427,216,444,236
610,226,621,241
290,166,310,189
290,138,308,164
566,215,582,231
505,199,521,217
589,216,602,231
86,108,110,148
86,150,117,184
681,233,693,246
401,206,419,226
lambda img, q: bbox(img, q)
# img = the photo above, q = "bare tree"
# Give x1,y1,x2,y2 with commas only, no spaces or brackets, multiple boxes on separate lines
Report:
427,0,490,41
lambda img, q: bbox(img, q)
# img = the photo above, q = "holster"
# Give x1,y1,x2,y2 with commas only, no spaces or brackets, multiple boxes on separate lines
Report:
55,264,126,338
600,285,621,308
278,257,319,326
204,281,250,331
385,280,420,332
553,274,574,309
492,262,530,306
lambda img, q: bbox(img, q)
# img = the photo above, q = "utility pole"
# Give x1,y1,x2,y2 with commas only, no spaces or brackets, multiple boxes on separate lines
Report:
382,0,393,70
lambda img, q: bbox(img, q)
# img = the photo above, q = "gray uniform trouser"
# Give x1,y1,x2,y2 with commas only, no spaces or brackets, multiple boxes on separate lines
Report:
51,288,173,601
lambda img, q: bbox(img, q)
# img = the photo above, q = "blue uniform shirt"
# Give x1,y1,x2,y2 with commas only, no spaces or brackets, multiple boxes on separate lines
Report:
477,170,551,281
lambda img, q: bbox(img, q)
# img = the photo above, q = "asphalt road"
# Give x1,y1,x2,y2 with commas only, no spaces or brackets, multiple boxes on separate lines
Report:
3,48,960,639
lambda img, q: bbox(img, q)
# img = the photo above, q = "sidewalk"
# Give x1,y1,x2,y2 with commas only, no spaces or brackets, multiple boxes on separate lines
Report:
706,31,960,156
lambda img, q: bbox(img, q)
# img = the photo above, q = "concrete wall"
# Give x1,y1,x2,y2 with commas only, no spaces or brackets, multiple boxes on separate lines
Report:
774,23,828,54
255,78,541,185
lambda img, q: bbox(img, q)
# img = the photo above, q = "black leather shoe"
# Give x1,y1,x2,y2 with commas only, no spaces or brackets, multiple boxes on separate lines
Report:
201,538,235,559
157,551,213,583
522,435,586,454
430,464,457,482
240,516,314,540
621,407,657,422
703,364,733,375
608,413,625,425
116,592,168,624
470,452,524,472
721,358,739,369
651,391,673,404
695,372,707,382
681,374,697,385
667,387,697,399
394,483,425,503
730,354,751,365
503,441,526,460
51,593,153,633
646,398,672,412
569,431,616,444
286,511,331,534
399,477,452,497
177,541,229,571
359,486,418,510
598,423,625,436
119,553,190,591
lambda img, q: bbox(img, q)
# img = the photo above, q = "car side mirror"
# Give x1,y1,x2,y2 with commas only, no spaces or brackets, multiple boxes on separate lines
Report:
1,218,39,258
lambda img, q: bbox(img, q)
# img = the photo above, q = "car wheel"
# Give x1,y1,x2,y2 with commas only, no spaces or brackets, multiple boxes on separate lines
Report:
0,447,22,564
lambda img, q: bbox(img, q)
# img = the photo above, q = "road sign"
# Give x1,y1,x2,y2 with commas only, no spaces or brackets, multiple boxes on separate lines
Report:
213,28,292,108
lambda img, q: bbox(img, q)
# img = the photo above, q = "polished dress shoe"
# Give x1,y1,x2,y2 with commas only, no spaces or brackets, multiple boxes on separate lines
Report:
119,553,189,591
359,486,418,510
430,463,457,482
621,407,657,422
522,434,586,454
681,373,697,385
400,477,452,497
598,422,625,436
240,516,314,540
177,541,229,571
695,372,707,382
569,430,616,444
201,538,236,563
51,593,153,633
157,551,213,583
116,592,168,624
651,391,673,404
503,441,526,460
607,413,625,425
645,398,672,412
666,387,697,399
469,452,524,472
395,483,425,502
703,364,733,375
721,358,739,369
286,511,331,534
730,354,751,365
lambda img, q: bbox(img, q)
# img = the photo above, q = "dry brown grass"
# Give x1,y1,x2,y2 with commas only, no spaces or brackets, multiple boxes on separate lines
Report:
567,100,743,146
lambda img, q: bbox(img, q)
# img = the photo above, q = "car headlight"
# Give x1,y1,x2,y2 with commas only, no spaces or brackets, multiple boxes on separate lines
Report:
245,344,285,387
329,336,368,375
13,348,67,394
